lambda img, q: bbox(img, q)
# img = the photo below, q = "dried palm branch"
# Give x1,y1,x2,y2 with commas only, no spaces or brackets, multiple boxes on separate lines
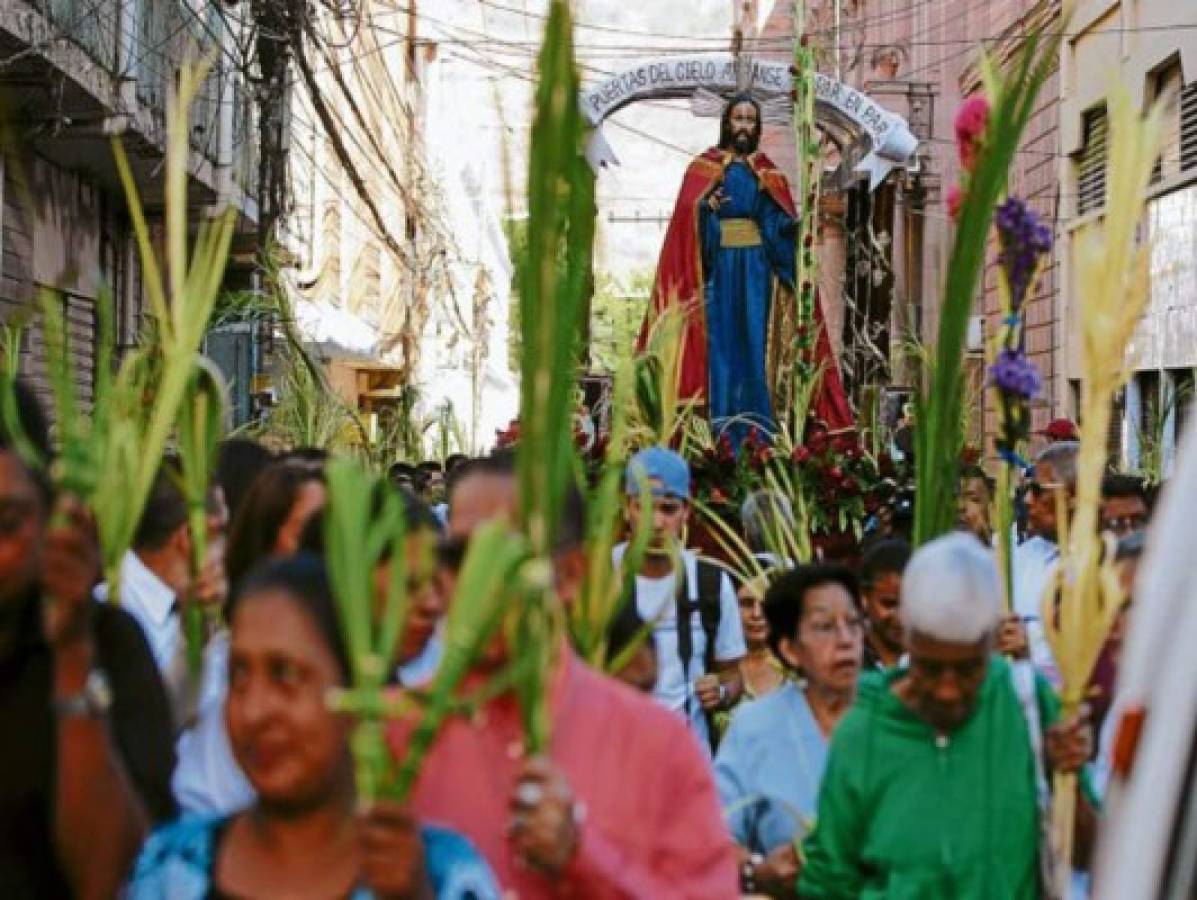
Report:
1040,83,1163,898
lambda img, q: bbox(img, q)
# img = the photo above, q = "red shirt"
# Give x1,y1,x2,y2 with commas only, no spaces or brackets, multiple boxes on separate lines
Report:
389,652,738,898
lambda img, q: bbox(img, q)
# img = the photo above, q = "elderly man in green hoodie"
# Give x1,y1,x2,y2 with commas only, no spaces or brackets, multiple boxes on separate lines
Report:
799,533,1093,899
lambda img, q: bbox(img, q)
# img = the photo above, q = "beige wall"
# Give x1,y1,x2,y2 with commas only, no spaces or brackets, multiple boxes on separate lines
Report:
1058,0,1197,393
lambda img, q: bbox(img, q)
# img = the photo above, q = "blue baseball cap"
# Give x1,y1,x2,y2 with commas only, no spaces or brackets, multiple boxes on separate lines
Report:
625,446,691,500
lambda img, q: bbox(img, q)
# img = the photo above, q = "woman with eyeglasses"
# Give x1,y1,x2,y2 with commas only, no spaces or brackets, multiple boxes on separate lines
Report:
714,566,864,898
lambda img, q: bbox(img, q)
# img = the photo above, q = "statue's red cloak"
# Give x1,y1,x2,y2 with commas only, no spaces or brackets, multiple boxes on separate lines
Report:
638,147,853,431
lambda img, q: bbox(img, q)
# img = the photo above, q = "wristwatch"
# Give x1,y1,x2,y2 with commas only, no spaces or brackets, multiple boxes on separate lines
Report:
741,852,764,892
54,669,113,719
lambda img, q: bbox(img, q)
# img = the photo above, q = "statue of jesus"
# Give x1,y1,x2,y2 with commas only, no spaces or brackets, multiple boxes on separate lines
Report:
639,95,851,442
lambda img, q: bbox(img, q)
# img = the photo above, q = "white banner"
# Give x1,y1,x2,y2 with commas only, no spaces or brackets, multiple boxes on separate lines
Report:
578,53,919,190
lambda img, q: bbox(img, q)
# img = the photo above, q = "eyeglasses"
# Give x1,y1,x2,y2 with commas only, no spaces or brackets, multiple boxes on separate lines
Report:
1100,514,1147,536
802,615,864,642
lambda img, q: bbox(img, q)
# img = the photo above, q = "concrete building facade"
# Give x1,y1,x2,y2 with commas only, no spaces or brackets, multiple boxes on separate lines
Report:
280,0,516,456
0,0,258,409
1058,0,1197,477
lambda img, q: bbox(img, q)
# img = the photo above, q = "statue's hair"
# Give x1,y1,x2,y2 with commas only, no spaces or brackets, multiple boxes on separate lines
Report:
719,94,763,152
900,532,1002,644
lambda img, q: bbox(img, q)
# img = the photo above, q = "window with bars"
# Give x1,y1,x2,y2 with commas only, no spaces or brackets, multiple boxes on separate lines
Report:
1077,105,1108,216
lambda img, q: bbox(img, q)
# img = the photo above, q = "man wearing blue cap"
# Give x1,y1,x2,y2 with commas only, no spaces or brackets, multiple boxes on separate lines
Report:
613,447,745,755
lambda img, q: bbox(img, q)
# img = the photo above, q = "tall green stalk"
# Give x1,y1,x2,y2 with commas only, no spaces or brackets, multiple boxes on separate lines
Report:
789,1,822,437
91,57,237,600
512,0,594,754
913,30,1062,545
572,356,653,669
176,358,228,674
324,459,409,806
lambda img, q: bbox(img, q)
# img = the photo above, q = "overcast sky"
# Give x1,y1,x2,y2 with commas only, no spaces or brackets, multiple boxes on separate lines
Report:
421,0,742,281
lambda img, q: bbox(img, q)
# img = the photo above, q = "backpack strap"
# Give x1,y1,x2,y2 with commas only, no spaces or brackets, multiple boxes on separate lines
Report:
694,559,725,674
674,558,727,753
675,564,697,716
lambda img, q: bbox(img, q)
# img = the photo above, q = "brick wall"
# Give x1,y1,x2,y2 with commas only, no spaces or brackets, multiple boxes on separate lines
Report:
976,10,1063,457
1,153,141,418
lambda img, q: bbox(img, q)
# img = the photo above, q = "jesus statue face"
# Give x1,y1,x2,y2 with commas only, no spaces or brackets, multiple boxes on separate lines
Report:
722,100,762,156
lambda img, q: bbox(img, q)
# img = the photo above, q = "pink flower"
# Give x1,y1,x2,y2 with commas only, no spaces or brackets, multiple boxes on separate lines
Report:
947,183,965,221
954,94,990,171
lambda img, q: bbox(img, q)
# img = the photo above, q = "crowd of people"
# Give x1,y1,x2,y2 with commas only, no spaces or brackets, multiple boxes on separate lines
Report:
0,376,1155,898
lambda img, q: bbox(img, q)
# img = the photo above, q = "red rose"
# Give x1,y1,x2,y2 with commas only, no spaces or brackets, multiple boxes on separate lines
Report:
842,476,859,494
809,433,829,455
828,466,844,482
792,445,812,465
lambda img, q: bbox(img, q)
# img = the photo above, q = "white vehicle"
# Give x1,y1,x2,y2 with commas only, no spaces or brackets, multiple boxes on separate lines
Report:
1093,425,1197,898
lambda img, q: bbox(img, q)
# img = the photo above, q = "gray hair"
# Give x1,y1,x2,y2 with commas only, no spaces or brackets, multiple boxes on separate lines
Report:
741,489,794,553
1036,440,1080,489
900,533,1002,644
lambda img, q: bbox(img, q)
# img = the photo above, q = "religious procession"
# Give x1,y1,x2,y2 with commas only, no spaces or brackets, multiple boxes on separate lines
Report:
1,0,1195,897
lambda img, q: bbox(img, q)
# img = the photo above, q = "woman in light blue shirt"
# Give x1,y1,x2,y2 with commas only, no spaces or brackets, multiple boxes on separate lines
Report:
715,565,864,896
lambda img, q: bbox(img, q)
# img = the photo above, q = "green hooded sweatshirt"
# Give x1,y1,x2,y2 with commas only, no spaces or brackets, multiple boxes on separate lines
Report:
799,655,1057,899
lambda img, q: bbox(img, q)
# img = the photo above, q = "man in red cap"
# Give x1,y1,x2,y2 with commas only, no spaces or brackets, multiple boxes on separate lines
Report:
1039,418,1080,444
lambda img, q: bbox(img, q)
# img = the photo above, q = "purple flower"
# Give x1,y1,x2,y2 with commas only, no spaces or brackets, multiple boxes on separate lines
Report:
988,349,1042,399
995,197,1053,310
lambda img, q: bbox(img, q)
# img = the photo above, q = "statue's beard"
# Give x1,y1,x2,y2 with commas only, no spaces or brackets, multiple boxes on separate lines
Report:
733,130,759,153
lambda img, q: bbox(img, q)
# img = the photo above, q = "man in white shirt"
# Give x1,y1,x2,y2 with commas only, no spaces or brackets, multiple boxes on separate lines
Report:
108,464,200,724
614,447,745,755
1012,441,1079,688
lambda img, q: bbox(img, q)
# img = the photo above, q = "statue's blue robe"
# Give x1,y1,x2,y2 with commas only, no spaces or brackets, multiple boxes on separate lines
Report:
700,159,797,444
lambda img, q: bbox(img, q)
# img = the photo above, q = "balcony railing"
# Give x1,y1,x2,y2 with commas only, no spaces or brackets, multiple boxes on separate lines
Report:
37,0,119,71
21,0,259,210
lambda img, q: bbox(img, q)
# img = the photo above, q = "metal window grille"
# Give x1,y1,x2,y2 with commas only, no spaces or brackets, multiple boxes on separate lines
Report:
1182,82,1197,174
1077,106,1108,216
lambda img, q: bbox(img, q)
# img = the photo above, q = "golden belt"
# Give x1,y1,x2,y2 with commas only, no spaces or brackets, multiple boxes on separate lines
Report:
720,218,762,248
